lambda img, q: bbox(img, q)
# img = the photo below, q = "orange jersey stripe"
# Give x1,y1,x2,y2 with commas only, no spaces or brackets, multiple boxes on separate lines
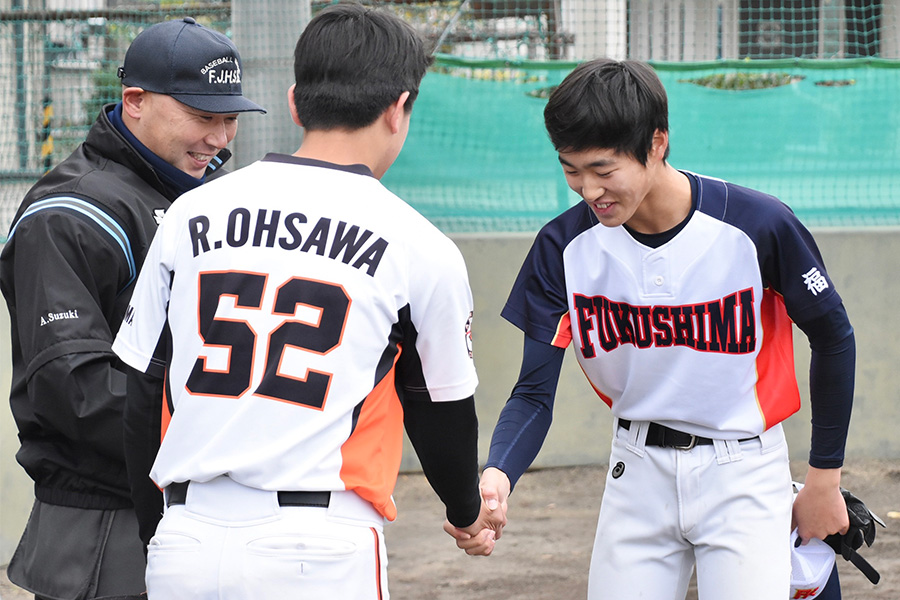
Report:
160,375,173,444
152,376,174,493
551,311,572,348
577,359,613,408
754,288,801,429
339,352,404,521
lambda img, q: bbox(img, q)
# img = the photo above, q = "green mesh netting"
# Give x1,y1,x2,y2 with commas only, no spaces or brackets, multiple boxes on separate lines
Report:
2,1,898,237
384,58,900,232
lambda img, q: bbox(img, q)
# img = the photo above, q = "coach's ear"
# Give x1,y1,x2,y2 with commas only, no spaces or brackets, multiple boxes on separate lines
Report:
287,84,302,127
121,87,147,120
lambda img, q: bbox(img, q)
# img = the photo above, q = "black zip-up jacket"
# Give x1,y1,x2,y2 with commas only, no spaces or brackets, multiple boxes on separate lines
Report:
0,104,231,509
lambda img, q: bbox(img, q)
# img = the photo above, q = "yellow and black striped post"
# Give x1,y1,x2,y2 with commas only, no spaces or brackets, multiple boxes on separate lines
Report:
41,94,53,173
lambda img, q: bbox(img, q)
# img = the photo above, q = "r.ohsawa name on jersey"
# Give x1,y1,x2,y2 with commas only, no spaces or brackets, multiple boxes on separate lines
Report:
39,309,79,326
188,208,388,276
573,288,756,357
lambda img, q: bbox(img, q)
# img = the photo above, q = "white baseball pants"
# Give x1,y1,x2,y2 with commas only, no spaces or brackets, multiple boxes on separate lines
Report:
146,476,388,599
587,420,793,600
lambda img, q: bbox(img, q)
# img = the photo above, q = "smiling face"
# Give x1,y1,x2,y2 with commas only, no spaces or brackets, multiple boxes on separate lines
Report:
559,147,657,229
123,90,239,178
557,130,673,232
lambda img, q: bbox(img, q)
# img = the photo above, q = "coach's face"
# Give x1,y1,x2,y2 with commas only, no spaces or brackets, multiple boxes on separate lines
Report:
123,90,239,178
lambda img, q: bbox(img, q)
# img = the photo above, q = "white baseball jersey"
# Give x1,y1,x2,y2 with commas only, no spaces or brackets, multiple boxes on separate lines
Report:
502,172,842,440
113,154,478,520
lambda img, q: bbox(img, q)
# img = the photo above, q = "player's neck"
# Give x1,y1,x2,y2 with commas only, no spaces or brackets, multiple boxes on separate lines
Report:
293,128,390,178
627,164,693,234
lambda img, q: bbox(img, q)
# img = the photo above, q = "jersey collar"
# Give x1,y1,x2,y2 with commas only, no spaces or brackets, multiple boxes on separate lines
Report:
261,153,375,178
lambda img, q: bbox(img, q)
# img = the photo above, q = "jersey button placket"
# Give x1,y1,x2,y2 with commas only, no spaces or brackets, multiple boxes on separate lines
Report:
642,250,672,297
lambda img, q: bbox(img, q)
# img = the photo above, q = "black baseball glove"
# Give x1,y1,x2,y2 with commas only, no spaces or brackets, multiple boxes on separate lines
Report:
823,488,886,584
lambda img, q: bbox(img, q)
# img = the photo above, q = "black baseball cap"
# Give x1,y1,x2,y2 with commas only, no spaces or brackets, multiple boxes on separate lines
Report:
117,17,265,114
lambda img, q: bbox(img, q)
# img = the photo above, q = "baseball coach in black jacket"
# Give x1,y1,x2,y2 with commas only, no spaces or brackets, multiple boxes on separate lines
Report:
1,18,264,600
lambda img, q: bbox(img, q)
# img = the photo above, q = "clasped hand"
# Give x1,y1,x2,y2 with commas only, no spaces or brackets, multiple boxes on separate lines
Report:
442,467,510,556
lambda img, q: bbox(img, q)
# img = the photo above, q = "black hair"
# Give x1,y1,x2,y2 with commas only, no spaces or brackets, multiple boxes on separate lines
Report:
543,59,669,164
292,2,434,131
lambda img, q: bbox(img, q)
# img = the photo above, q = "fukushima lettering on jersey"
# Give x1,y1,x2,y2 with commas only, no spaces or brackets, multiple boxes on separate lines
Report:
113,155,478,520
502,172,843,440
573,289,756,357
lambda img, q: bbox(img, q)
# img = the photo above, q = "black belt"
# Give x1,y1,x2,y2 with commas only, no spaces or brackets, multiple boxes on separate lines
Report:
166,481,331,508
618,419,756,450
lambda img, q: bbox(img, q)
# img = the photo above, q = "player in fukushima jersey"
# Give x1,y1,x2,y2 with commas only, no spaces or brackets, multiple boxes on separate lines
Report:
460,60,855,600
113,5,503,599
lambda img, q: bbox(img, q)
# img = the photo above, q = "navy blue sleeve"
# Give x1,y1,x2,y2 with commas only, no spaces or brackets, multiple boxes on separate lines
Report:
703,177,843,324
486,334,565,490
795,304,855,469
502,204,594,346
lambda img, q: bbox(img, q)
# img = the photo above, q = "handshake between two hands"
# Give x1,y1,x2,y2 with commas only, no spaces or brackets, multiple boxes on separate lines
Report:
442,467,511,556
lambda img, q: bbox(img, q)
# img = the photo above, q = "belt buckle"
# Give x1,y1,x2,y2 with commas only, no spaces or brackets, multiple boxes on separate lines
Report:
672,434,698,450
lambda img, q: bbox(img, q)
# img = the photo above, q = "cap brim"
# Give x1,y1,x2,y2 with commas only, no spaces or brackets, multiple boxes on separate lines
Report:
171,93,267,114
789,532,835,596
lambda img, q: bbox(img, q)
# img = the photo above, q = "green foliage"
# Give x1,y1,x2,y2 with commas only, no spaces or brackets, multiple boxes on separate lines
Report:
814,79,857,87
525,85,556,99
679,72,805,90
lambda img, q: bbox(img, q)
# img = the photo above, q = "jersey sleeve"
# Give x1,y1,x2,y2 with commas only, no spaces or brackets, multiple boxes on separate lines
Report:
719,183,853,465
724,187,843,323
501,211,585,348
398,228,482,525
112,211,177,376
403,234,478,402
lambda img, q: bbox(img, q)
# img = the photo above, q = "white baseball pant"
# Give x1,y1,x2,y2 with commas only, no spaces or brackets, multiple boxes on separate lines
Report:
587,420,793,600
146,476,388,599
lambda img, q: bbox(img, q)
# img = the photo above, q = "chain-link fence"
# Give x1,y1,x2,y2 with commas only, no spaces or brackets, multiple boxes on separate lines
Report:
2,1,899,236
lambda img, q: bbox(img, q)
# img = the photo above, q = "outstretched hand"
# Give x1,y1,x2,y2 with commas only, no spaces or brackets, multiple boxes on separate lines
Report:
443,467,511,556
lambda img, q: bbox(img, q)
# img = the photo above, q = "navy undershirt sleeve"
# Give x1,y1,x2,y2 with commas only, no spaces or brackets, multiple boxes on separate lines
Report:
795,303,855,469
486,334,566,491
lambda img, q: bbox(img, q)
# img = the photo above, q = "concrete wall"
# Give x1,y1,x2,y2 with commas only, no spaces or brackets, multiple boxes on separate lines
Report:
2,229,898,564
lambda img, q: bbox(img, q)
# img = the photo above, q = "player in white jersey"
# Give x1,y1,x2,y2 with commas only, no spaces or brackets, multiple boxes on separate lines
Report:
455,59,854,599
113,5,503,598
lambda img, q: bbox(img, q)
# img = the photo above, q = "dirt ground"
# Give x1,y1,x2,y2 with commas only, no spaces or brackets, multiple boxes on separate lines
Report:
384,459,900,600
2,459,898,600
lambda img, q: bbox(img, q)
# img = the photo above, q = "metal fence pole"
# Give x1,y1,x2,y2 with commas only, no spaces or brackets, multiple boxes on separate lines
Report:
231,0,311,168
